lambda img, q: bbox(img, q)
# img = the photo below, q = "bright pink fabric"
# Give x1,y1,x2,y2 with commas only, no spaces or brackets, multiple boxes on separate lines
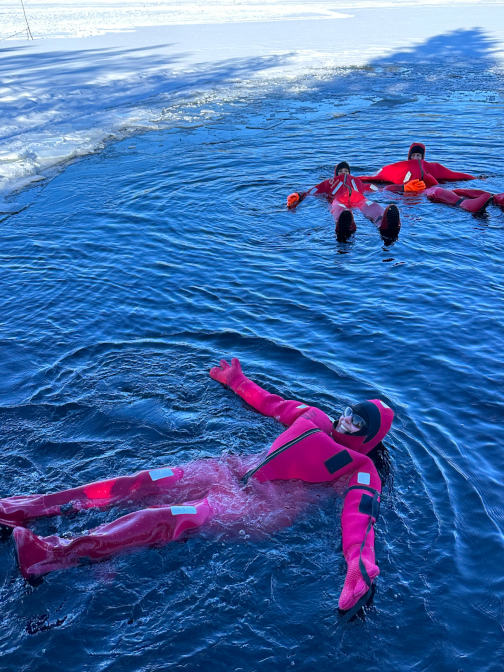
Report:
14,498,213,577
0,467,184,528
7,360,394,611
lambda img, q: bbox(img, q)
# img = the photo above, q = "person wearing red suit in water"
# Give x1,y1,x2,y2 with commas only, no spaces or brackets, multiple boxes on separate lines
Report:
287,161,409,236
1,358,394,618
359,142,504,214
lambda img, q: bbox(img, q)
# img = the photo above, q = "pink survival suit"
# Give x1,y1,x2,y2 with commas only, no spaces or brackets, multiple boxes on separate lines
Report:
1,358,393,613
295,166,401,234
359,142,476,188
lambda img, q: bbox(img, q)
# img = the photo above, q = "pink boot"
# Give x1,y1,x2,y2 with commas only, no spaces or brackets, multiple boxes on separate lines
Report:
14,498,212,578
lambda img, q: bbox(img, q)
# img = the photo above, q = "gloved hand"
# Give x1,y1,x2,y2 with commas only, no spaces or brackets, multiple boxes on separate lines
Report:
338,545,380,611
404,179,426,193
287,192,300,208
209,358,244,388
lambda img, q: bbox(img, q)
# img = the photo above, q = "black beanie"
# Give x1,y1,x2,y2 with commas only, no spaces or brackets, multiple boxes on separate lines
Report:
335,161,351,175
409,145,425,158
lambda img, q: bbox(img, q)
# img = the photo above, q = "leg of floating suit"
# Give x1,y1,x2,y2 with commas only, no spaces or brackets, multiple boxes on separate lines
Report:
331,201,356,233
358,201,401,232
452,189,491,199
425,186,492,214
0,467,184,528
339,457,382,611
14,498,212,578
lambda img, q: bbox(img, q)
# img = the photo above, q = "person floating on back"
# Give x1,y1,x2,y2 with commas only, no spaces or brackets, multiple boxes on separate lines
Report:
287,161,412,237
358,143,504,215
0,358,394,619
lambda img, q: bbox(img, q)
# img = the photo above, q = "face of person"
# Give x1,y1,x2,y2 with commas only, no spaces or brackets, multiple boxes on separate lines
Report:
337,167,350,175
334,408,366,434
410,152,423,160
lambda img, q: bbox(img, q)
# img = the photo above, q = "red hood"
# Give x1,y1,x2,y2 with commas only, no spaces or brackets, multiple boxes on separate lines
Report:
408,142,426,160
330,399,394,454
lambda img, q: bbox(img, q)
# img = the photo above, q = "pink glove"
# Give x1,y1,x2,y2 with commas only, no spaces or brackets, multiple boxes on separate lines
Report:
209,358,245,389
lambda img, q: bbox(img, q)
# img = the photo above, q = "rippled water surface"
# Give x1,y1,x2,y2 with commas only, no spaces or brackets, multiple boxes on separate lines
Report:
1,52,504,672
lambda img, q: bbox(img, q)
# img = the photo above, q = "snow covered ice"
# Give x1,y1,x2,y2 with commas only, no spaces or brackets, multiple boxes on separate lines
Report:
1,0,504,212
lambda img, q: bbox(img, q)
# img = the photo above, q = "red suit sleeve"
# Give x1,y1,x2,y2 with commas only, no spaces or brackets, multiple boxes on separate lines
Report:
425,162,476,181
299,178,334,201
383,184,405,193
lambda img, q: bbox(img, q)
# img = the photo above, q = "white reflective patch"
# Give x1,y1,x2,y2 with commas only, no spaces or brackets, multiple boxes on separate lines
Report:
170,506,197,515
380,401,391,409
403,171,412,183
149,467,174,481
366,200,373,206
296,404,308,409
370,184,378,191
332,182,342,195
308,187,317,195
357,472,371,485
351,179,358,190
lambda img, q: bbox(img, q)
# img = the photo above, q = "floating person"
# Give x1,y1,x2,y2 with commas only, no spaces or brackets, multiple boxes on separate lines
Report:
359,143,504,214
287,161,419,237
358,142,477,189
1,358,394,616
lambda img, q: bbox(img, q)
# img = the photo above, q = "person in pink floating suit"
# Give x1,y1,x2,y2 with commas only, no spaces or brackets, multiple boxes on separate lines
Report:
2,359,393,615
287,161,415,236
359,142,504,215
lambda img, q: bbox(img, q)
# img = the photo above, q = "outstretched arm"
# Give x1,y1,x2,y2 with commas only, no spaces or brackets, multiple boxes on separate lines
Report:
427,162,476,181
360,179,426,195
210,358,319,427
287,179,334,209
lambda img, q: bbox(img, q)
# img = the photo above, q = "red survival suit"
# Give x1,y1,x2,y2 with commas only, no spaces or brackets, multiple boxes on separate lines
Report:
359,142,476,188
358,142,504,213
2,358,394,613
292,169,401,233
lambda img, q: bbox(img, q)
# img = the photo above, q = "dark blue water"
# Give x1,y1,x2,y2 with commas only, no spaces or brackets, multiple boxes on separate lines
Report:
1,37,504,672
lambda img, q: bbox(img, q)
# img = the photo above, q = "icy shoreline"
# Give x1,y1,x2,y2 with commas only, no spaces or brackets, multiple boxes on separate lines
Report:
1,2,503,212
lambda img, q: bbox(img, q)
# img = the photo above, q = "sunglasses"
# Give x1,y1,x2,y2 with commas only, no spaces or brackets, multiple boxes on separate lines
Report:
343,406,367,430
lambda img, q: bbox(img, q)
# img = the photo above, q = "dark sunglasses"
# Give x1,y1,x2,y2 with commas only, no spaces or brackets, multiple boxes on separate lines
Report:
343,406,367,430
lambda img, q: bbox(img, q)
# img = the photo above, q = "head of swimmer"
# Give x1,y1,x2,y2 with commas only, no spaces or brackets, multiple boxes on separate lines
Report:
408,144,425,161
335,161,351,176
334,406,367,435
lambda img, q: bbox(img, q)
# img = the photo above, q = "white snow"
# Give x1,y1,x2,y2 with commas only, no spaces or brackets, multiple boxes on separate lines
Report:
1,0,503,211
